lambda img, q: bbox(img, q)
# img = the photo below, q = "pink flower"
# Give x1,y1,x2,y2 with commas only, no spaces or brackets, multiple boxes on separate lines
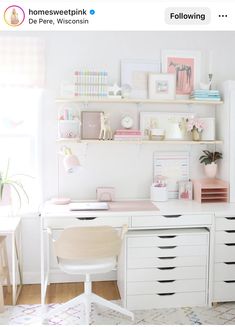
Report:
186,118,204,132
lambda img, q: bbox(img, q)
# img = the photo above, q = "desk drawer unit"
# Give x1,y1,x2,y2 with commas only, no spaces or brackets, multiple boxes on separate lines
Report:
118,228,209,310
44,216,130,229
127,292,206,310
214,215,235,302
131,214,212,228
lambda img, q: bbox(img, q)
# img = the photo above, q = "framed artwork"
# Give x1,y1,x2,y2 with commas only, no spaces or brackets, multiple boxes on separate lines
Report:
81,111,103,139
148,73,176,100
178,180,193,200
121,59,160,99
140,112,195,140
161,50,201,97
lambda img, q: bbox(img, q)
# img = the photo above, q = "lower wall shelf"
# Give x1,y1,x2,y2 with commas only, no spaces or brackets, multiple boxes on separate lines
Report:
57,138,223,145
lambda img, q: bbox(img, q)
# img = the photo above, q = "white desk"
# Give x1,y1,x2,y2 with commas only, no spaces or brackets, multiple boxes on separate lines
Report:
40,200,158,304
0,217,22,305
40,200,219,307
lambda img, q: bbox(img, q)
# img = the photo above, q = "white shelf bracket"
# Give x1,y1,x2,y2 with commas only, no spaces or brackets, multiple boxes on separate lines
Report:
136,102,143,113
83,102,89,110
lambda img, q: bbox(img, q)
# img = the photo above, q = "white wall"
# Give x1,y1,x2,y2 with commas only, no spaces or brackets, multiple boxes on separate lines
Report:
39,31,235,201
3,31,234,200
2,31,235,284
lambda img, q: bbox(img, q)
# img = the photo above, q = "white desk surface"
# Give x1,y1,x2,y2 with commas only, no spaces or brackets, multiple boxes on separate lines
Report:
41,199,235,217
0,216,21,233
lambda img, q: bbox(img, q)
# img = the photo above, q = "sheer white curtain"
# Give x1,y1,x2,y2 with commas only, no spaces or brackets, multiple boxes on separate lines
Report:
0,36,45,209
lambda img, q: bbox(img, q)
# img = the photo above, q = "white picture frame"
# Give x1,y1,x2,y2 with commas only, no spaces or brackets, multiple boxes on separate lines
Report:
161,50,201,98
178,180,193,200
121,59,161,99
148,73,176,100
140,112,195,140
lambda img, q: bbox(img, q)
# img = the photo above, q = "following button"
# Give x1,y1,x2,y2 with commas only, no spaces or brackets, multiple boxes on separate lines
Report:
165,7,211,25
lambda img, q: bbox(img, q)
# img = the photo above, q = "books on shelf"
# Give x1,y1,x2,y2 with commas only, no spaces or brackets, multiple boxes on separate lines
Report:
74,70,108,98
115,129,141,135
114,136,142,141
190,90,221,101
113,129,142,141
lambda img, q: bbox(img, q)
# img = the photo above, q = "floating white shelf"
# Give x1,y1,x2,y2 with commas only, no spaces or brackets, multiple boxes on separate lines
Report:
57,138,223,145
56,97,223,105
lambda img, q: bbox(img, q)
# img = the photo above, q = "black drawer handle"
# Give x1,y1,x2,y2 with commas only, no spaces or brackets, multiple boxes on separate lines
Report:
163,215,182,218
225,243,235,246
157,280,175,283
224,262,235,265
158,246,176,249
158,256,176,260
225,217,235,220
157,293,175,296
157,267,175,270
158,235,176,239
225,230,235,233
76,217,97,220
224,280,235,283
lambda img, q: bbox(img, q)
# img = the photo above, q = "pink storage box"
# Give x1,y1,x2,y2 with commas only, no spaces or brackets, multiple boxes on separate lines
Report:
96,187,115,202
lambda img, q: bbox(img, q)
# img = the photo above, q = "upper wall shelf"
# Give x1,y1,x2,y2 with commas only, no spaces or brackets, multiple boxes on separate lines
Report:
56,97,224,105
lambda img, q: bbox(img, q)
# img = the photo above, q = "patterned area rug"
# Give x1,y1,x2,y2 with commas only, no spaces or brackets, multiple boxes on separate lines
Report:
1,301,235,325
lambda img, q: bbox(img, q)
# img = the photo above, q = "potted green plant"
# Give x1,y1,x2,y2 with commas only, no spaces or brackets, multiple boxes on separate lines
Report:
0,160,29,207
199,150,223,178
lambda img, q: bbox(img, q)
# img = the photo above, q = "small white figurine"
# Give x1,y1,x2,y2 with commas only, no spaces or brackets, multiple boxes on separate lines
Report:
107,83,122,98
99,113,112,140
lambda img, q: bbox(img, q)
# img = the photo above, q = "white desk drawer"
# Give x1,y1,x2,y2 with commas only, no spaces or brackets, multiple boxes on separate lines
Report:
128,245,207,258
127,279,206,295
215,244,235,262
214,263,235,281
44,216,130,229
127,266,206,282
215,231,235,244
128,234,207,248
128,255,207,269
216,217,235,231
131,214,212,228
214,281,235,302
127,292,206,310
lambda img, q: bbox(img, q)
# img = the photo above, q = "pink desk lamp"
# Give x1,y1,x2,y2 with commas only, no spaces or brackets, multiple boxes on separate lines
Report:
61,146,80,174
51,146,80,205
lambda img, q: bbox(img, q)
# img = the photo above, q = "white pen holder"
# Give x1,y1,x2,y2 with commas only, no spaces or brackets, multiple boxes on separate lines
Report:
150,185,168,202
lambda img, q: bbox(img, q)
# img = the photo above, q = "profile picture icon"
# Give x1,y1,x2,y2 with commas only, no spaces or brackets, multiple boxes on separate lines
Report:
4,5,25,27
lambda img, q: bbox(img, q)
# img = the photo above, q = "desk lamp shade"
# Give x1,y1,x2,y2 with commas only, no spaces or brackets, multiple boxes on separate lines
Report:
61,146,80,174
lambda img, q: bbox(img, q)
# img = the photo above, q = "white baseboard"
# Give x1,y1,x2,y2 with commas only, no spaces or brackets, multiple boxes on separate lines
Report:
23,270,117,284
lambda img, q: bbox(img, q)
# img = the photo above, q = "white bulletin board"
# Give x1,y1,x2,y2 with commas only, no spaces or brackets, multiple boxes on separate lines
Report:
153,152,190,199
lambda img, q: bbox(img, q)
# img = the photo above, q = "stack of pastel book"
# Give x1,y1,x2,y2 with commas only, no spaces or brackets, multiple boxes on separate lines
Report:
113,129,142,141
190,90,221,101
74,70,108,98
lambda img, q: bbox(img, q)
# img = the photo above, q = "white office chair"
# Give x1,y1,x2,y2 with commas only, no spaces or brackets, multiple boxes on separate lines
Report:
45,225,134,324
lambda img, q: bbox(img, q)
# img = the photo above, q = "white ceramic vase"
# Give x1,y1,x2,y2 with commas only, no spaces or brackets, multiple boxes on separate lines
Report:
0,184,12,206
204,162,217,178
